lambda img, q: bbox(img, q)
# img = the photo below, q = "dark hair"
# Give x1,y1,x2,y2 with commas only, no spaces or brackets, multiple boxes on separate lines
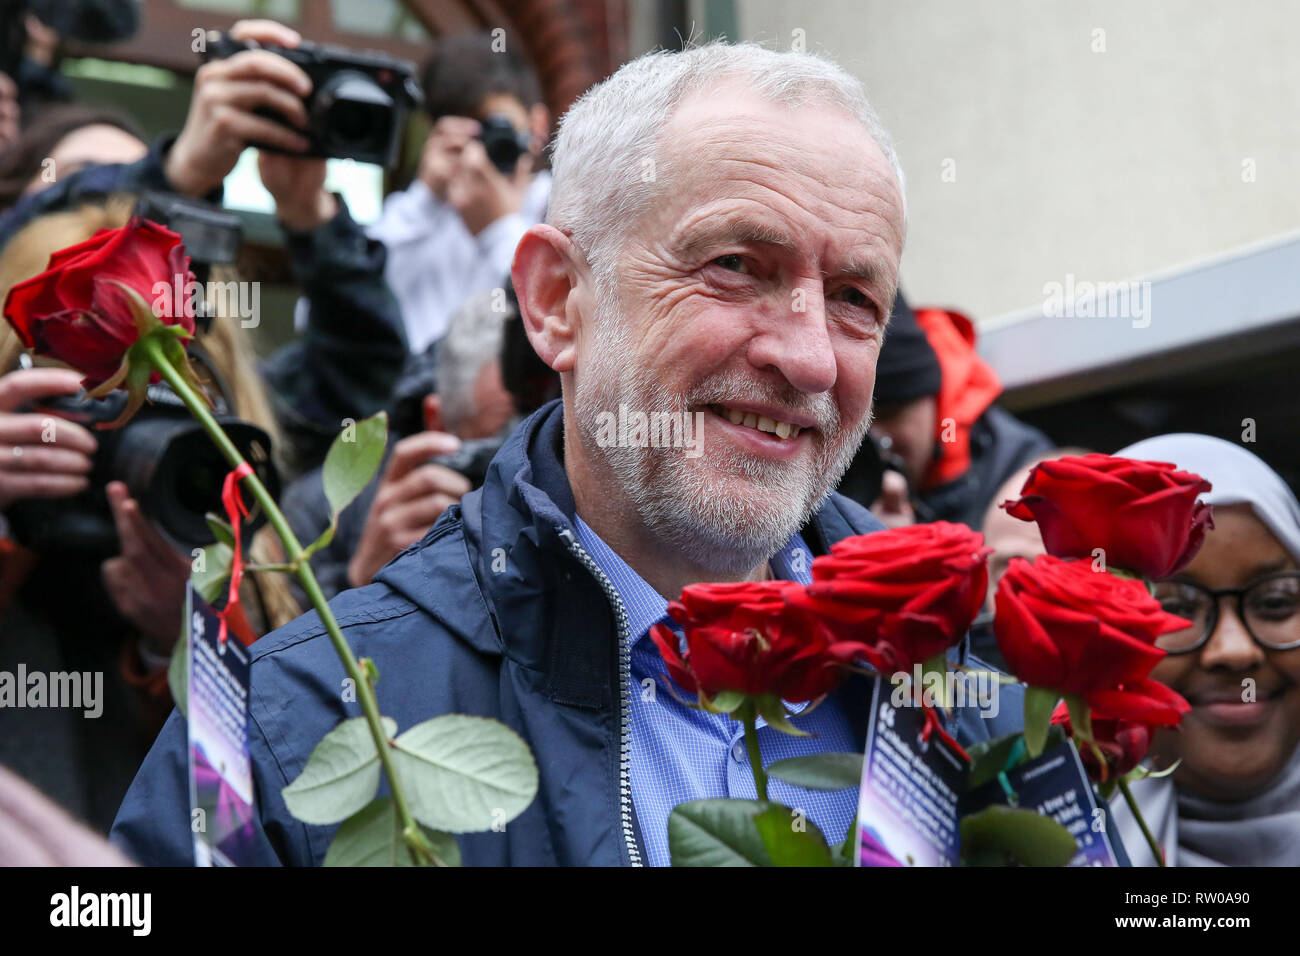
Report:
420,32,543,122
0,102,144,209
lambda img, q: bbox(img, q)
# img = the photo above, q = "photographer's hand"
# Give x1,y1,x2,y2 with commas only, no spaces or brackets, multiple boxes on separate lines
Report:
0,368,97,512
165,19,313,197
870,469,917,529
101,482,191,655
347,430,471,589
447,138,531,237
418,116,478,200
260,150,336,231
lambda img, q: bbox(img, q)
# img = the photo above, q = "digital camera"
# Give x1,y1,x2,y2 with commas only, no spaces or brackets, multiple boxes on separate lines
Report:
477,114,531,174
203,32,421,168
6,377,280,557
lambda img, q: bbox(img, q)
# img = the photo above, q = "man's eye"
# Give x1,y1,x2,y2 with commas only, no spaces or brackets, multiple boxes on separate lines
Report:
831,287,872,310
712,254,750,274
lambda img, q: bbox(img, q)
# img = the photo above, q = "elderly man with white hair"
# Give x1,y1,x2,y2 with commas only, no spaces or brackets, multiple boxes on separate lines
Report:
111,41,1022,866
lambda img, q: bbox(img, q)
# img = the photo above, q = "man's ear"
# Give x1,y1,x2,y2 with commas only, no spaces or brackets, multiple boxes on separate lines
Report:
423,393,445,434
511,223,584,374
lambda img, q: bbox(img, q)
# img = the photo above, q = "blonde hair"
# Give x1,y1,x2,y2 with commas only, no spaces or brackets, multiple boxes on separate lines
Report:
0,196,300,631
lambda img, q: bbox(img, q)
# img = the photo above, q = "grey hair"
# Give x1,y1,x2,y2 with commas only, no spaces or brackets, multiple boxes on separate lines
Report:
435,290,508,432
546,40,906,287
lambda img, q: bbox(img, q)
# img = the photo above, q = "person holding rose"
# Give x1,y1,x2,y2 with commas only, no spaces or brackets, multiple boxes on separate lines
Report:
0,205,303,834
1104,434,1300,866
111,39,1023,866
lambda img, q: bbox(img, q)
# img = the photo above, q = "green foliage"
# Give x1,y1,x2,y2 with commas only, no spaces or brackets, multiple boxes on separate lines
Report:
766,753,863,791
304,412,388,558
282,716,398,825
324,797,460,867
390,715,539,833
959,804,1077,867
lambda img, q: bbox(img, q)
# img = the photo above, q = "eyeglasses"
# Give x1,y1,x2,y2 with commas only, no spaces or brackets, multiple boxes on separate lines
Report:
1153,571,1300,654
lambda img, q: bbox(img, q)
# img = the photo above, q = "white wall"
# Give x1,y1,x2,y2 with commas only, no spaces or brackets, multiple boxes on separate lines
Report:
728,0,1300,323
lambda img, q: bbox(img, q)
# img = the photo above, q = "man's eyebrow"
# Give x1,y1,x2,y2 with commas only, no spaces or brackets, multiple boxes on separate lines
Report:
675,216,894,293
835,255,886,286
676,218,798,258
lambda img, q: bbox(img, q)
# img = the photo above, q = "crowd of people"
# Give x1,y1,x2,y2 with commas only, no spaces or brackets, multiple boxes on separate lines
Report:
0,10,1294,867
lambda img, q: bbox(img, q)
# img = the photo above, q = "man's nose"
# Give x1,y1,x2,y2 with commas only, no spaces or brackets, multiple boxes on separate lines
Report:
1199,602,1267,671
745,283,838,394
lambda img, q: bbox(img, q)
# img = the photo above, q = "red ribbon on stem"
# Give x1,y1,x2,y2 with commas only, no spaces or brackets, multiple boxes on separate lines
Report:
218,462,255,647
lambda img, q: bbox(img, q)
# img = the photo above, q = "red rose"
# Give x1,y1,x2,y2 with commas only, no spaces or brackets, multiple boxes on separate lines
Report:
1002,453,1212,579
3,218,195,389
1051,678,1189,780
1051,702,1151,779
993,554,1190,707
651,581,853,704
787,523,991,672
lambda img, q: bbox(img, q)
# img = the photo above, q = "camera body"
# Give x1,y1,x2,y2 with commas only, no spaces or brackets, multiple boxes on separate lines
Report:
429,434,506,491
477,114,531,174
203,32,421,168
6,380,279,558
838,432,910,511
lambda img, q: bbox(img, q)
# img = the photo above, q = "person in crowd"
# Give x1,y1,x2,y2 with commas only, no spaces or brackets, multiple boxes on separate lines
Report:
848,292,1053,530
1,0,139,115
0,197,302,833
1107,434,1300,866
364,31,551,353
0,17,407,832
112,39,1025,867
0,19,408,477
0,102,146,210
284,287,529,600
968,447,1090,669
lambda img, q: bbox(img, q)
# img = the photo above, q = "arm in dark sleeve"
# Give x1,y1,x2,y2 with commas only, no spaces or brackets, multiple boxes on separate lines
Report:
259,199,408,473
110,708,289,866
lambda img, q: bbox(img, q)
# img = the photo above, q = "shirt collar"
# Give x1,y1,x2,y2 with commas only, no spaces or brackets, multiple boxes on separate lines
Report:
570,515,815,647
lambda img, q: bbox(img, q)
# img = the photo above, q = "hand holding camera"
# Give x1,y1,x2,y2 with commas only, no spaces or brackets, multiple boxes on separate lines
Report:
0,367,97,511
346,429,471,589
100,481,191,653
420,113,534,236
165,19,314,198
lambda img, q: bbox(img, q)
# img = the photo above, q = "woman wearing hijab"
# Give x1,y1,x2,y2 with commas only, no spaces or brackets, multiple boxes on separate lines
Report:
1111,433,1300,866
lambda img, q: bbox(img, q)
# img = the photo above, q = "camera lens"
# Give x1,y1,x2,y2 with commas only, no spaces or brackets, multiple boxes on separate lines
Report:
314,71,393,157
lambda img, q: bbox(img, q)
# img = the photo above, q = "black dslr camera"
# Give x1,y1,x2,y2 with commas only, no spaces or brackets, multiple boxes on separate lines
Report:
477,115,531,174
203,31,421,168
7,382,279,557
429,434,507,491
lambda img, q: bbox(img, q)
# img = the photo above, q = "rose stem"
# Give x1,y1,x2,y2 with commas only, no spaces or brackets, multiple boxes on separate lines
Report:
140,334,433,865
1118,776,1164,867
740,702,769,803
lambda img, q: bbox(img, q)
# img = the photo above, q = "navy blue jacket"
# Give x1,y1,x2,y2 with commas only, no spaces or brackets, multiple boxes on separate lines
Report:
111,401,1029,866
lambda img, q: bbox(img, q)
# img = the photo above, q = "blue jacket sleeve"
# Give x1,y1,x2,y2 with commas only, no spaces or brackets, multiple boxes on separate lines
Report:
110,708,289,866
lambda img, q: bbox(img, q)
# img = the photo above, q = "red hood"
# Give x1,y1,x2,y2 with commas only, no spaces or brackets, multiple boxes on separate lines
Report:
914,308,1002,489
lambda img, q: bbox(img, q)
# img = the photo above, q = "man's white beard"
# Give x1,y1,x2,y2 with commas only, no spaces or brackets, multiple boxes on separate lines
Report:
573,288,872,576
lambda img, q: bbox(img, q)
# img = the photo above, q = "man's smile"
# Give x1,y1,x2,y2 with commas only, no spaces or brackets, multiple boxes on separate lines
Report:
707,402,808,439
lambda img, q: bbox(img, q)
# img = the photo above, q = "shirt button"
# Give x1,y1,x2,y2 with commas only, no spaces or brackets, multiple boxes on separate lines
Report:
731,740,746,763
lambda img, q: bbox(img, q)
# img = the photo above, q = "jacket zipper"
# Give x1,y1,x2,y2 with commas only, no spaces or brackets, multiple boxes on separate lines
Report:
558,527,644,867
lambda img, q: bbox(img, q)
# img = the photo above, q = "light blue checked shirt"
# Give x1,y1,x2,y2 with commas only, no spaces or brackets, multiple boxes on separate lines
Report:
573,516,859,866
